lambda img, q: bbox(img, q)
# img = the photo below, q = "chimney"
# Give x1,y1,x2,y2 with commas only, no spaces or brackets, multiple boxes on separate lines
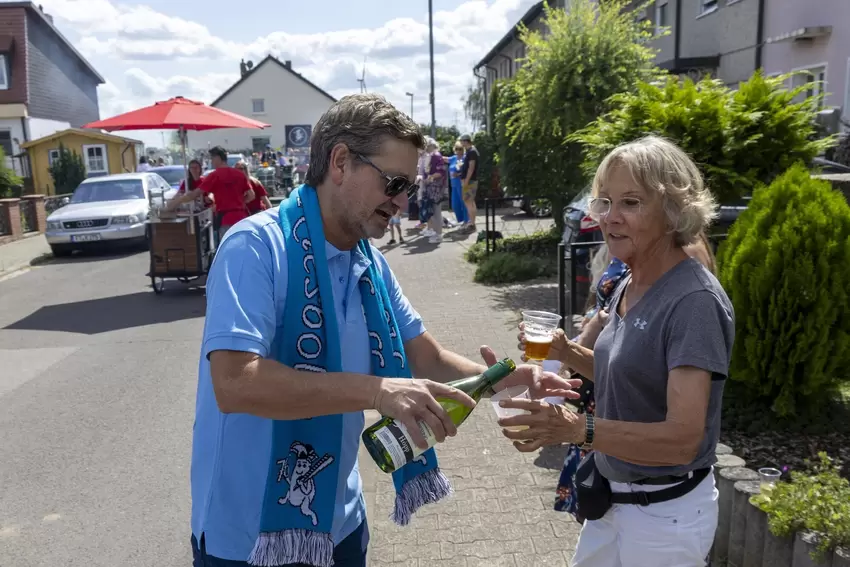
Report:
39,4,54,24
284,60,292,70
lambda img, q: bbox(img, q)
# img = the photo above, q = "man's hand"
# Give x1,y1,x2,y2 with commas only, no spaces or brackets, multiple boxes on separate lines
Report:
373,378,476,449
480,346,582,401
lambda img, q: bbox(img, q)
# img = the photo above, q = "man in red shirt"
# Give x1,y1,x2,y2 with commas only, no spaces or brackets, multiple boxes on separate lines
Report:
166,146,255,239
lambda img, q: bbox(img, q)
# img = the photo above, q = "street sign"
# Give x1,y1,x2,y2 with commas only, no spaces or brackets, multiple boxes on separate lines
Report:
285,125,312,149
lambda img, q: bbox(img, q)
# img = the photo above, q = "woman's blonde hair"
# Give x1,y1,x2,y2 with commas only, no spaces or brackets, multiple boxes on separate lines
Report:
591,135,717,246
453,141,463,152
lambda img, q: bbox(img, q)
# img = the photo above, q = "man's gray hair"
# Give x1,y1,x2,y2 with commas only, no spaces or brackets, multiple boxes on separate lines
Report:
305,94,424,186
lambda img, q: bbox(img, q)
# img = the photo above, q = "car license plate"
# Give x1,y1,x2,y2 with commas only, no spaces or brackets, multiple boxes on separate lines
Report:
71,233,102,243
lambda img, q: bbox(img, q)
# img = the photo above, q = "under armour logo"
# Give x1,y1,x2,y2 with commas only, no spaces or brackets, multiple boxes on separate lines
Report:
633,318,648,330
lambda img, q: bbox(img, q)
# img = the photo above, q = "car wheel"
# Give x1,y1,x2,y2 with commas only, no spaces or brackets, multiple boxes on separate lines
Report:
50,244,73,257
528,199,552,218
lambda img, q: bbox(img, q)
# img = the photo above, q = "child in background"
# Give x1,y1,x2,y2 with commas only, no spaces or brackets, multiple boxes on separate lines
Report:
388,210,404,244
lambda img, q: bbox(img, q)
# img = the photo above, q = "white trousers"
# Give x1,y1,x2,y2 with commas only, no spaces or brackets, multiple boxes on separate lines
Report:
571,468,718,567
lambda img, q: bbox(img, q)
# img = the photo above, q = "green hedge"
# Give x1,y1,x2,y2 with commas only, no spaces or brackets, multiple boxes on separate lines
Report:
717,164,850,416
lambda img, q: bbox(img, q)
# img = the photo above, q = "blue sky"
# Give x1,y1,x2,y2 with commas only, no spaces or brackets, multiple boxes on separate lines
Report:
27,0,538,148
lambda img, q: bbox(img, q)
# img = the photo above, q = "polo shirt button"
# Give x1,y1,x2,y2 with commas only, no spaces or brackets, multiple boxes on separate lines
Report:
339,277,344,284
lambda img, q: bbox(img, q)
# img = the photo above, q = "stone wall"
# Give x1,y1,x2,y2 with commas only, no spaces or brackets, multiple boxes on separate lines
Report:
711,444,849,567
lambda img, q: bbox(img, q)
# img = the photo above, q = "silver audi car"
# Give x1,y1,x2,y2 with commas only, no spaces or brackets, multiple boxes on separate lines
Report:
45,172,171,257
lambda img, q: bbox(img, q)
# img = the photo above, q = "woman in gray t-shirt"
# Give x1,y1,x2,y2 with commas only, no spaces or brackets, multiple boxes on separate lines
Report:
496,136,735,567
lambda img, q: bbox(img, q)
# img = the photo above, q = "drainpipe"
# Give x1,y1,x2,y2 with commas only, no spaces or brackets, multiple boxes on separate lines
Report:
674,0,682,67
755,0,766,70
474,68,487,132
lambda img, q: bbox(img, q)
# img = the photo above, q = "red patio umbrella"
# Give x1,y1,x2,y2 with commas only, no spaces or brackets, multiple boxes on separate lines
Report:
82,96,270,132
82,97,270,197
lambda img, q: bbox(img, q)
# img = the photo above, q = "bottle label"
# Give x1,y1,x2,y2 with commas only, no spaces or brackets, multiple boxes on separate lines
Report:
375,420,436,470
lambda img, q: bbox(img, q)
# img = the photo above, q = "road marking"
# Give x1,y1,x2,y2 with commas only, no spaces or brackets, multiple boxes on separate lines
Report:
42,514,61,523
0,525,18,538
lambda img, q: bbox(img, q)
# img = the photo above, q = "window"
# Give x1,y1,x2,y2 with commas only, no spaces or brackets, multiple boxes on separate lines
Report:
48,149,61,166
82,144,108,176
252,137,271,154
252,98,265,114
700,0,718,15
0,55,8,90
792,65,827,108
655,2,668,32
0,130,12,156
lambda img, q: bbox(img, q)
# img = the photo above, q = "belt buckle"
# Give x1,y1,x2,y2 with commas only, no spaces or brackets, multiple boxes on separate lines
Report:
636,491,651,506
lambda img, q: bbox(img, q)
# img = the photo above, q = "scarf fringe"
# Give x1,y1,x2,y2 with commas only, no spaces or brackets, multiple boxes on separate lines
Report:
391,466,453,526
248,529,334,567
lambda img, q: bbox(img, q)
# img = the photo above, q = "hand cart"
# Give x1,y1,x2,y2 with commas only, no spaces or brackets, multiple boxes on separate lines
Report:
146,207,215,294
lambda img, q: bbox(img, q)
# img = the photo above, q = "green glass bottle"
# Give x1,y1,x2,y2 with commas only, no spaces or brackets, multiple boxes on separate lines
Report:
361,358,517,473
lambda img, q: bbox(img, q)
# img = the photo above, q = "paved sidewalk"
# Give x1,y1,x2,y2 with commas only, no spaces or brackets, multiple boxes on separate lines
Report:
360,218,581,567
0,234,51,278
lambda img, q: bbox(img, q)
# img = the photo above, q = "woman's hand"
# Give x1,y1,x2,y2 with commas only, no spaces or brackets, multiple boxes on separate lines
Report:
497,399,586,452
480,346,582,400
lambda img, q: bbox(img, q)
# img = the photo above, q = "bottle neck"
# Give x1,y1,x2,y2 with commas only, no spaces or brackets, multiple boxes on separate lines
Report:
481,360,515,388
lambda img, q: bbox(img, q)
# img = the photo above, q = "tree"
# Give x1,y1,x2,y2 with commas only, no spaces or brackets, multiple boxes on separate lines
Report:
462,83,486,133
499,0,664,224
717,164,850,416
0,147,22,198
573,73,834,204
49,143,87,195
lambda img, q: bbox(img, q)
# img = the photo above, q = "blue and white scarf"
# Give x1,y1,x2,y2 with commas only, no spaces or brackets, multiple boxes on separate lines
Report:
248,185,452,567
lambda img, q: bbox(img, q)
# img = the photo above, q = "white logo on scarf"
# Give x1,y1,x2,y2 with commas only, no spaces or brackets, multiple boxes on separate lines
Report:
276,442,335,526
369,331,385,368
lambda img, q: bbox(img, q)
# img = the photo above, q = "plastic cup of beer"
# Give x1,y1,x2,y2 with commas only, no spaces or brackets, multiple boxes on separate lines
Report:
758,467,781,492
491,385,531,431
522,310,562,361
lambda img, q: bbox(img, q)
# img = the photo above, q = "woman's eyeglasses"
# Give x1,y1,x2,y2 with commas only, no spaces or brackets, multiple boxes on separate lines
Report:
588,197,644,219
355,153,418,198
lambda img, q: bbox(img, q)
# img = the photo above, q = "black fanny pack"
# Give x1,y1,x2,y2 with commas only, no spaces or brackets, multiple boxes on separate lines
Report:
575,451,711,521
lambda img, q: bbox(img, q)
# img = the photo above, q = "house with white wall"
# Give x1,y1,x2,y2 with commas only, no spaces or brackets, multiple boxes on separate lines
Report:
190,55,336,154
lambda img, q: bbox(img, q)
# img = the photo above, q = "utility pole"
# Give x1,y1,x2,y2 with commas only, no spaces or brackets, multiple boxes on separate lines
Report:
428,0,436,139
405,92,414,120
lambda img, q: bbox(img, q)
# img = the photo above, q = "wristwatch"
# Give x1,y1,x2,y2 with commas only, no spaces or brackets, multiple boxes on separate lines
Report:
581,413,595,451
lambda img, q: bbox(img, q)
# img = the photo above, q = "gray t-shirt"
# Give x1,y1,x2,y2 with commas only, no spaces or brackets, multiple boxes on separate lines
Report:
593,258,735,483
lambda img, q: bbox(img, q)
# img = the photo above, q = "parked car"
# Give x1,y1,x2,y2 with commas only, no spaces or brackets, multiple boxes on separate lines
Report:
45,173,170,256
149,165,188,201
227,153,246,168
502,186,553,217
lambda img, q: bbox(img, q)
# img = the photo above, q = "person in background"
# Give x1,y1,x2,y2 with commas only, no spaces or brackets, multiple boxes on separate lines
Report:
235,160,273,215
137,156,152,172
422,138,447,244
175,159,213,211
414,147,431,231
459,134,479,234
165,146,255,240
448,141,468,225
498,136,735,567
387,209,404,245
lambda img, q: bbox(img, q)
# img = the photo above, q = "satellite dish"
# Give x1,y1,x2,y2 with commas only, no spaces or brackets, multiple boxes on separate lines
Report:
247,60,254,70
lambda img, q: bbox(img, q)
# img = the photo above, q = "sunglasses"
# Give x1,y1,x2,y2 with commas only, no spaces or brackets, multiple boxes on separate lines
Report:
354,153,419,198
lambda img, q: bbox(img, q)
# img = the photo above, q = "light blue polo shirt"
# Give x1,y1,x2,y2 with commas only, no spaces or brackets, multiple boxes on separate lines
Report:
190,208,425,561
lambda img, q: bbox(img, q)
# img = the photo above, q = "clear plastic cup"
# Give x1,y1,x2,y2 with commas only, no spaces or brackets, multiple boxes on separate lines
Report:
491,385,531,432
758,467,781,491
522,310,562,361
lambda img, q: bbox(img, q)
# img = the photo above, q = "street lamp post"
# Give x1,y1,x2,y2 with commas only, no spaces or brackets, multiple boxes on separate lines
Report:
428,0,436,139
405,92,414,120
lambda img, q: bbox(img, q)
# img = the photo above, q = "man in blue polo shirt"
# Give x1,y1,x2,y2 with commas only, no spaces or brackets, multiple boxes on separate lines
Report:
190,94,536,567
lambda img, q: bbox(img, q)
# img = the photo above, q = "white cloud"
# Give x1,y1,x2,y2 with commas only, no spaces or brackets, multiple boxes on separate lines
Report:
43,0,537,145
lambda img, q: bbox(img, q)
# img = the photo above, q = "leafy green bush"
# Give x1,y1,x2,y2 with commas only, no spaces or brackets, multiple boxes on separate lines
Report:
472,130,499,199
573,73,834,204
464,241,486,264
0,147,22,198
473,251,556,284
495,0,663,225
753,452,850,558
499,228,560,259
717,164,850,416
49,143,87,195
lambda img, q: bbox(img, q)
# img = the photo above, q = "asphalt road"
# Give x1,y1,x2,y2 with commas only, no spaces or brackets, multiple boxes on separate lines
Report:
0,250,206,566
